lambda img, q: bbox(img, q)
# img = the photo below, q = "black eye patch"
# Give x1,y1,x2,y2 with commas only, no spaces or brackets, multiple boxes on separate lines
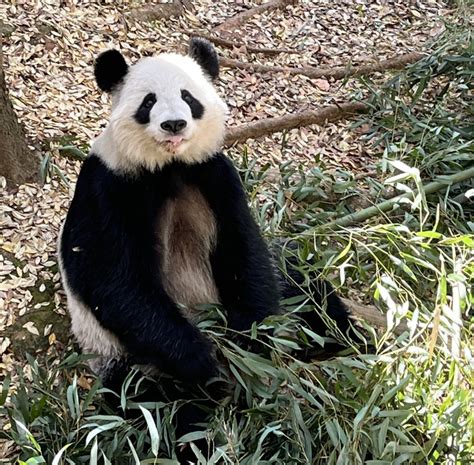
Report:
134,92,157,125
181,89,204,119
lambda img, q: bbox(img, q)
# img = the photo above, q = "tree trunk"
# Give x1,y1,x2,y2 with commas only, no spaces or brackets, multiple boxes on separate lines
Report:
0,41,39,185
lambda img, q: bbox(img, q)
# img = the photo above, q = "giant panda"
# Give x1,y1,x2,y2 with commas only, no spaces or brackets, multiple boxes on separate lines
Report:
58,38,353,460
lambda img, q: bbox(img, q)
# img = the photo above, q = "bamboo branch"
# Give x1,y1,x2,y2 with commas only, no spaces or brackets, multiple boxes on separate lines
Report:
224,102,368,145
450,260,463,383
322,166,474,229
220,52,424,81
215,0,297,33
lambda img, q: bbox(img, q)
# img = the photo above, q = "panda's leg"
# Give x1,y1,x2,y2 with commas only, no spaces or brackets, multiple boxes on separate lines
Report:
172,400,213,464
281,269,354,353
274,242,356,355
139,376,215,464
99,357,132,408
155,372,231,463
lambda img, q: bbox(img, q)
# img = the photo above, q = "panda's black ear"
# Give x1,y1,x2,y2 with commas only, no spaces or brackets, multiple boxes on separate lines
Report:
94,49,129,93
188,37,219,80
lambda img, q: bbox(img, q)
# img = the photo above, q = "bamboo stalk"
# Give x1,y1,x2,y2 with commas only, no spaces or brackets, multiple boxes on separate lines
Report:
321,166,474,229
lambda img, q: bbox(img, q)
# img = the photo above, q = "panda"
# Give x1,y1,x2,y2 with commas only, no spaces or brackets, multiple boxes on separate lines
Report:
58,38,353,460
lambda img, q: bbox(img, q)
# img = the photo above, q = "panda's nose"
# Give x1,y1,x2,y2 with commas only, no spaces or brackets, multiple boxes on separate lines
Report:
161,119,187,134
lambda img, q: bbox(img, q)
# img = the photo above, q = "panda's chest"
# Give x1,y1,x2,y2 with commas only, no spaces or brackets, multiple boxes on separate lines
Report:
155,185,219,312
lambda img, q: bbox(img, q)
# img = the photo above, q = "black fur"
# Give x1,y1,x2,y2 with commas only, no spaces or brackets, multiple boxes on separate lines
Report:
192,155,280,331
101,358,215,463
134,92,157,125
181,89,204,119
188,37,219,80
94,49,129,93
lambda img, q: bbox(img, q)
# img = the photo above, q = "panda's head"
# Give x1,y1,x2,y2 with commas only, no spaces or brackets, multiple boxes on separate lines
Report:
93,38,227,172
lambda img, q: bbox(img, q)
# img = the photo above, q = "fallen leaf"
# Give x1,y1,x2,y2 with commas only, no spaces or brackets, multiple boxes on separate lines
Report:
22,322,40,336
77,374,92,390
314,79,330,91
0,338,11,355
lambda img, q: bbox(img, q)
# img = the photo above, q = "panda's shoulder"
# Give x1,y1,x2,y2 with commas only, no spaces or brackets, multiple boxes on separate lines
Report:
76,154,126,191
186,153,245,202
207,152,234,168
76,153,108,181
196,152,240,180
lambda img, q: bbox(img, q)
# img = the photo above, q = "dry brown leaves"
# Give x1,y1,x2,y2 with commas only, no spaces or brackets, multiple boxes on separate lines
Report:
0,0,449,427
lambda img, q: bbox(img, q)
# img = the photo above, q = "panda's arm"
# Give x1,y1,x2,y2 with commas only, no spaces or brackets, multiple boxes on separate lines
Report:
194,154,280,330
60,156,216,383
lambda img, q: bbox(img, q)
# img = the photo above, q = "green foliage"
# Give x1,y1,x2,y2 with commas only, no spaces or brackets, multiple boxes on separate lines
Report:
1,279,472,464
236,29,473,236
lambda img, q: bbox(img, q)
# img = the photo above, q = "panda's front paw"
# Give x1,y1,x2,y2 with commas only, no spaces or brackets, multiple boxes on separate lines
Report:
173,340,217,385
228,311,259,332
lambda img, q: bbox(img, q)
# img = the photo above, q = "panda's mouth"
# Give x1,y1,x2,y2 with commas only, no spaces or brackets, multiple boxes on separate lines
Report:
155,135,186,152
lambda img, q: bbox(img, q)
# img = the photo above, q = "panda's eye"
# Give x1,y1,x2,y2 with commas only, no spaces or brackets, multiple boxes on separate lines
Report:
181,89,204,119
135,93,157,124
181,90,194,105
142,93,156,109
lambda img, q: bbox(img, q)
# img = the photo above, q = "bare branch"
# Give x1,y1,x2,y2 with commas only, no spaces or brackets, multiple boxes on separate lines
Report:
341,298,408,335
215,0,298,33
224,102,368,145
220,52,424,81
194,33,301,56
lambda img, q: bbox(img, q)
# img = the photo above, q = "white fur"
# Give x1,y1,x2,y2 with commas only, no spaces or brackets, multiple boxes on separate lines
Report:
93,53,228,173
